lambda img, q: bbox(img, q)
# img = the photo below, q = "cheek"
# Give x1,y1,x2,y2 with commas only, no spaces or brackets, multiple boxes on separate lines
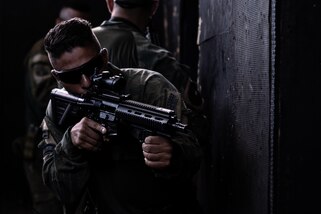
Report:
62,84,83,95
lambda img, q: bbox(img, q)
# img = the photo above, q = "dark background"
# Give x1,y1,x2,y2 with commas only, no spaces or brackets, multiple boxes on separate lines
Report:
1,0,321,214
0,0,107,212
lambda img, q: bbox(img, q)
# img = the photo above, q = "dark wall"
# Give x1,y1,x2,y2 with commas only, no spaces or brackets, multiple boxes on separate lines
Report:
0,0,106,211
198,0,271,213
196,0,321,214
276,1,321,213
161,0,199,81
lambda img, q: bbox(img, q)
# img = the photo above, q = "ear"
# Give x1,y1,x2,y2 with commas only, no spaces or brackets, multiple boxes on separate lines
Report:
101,48,109,66
107,0,114,13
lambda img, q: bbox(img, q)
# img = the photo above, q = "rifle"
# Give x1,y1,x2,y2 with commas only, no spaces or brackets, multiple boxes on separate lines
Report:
50,71,189,141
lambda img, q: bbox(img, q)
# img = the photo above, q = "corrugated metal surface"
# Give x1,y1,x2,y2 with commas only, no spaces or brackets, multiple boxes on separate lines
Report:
198,1,271,213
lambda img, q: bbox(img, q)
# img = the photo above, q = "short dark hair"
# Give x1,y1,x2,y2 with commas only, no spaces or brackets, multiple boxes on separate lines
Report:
44,18,100,59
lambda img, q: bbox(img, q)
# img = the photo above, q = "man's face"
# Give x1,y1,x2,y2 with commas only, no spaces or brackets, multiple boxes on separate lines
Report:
50,47,103,95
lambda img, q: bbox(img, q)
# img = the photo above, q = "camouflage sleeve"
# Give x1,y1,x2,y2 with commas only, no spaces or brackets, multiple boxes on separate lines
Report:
39,101,89,206
136,38,190,96
154,55,190,94
142,72,202,180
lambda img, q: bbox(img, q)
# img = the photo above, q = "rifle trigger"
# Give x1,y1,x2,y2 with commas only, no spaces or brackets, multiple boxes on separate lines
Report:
138,129,153,143
104,132,117,143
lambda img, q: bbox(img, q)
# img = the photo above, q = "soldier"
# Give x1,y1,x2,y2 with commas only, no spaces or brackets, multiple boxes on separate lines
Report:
39,17,203,214
12,1,90,213
93,0,209,147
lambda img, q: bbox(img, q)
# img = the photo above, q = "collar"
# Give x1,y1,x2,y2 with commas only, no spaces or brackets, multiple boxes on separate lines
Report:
100,17,146,36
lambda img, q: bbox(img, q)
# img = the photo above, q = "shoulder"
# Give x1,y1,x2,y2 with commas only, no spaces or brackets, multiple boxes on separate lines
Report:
93,25,131,36
93,24,137,56
121,68,175,89
93,21,136,42
119,68,180,106
130,33,178,68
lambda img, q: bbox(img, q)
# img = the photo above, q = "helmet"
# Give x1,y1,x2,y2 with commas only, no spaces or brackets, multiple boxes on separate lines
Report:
115,0,153,8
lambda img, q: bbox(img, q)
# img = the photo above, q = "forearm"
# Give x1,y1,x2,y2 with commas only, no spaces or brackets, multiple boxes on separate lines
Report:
42,129,90,204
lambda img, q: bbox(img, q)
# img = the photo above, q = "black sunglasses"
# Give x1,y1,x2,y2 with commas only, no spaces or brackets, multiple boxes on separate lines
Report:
52,53,104,84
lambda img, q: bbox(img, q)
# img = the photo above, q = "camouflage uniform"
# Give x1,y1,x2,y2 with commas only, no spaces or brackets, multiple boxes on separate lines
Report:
93,17,209,147
93,18,203,110
12,38,63,214
40,63,203,214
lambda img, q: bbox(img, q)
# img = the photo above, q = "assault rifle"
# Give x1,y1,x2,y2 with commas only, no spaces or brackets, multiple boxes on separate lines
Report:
50,71,189,141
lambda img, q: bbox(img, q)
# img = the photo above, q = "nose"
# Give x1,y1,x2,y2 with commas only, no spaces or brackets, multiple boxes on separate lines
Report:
79,74,91,88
